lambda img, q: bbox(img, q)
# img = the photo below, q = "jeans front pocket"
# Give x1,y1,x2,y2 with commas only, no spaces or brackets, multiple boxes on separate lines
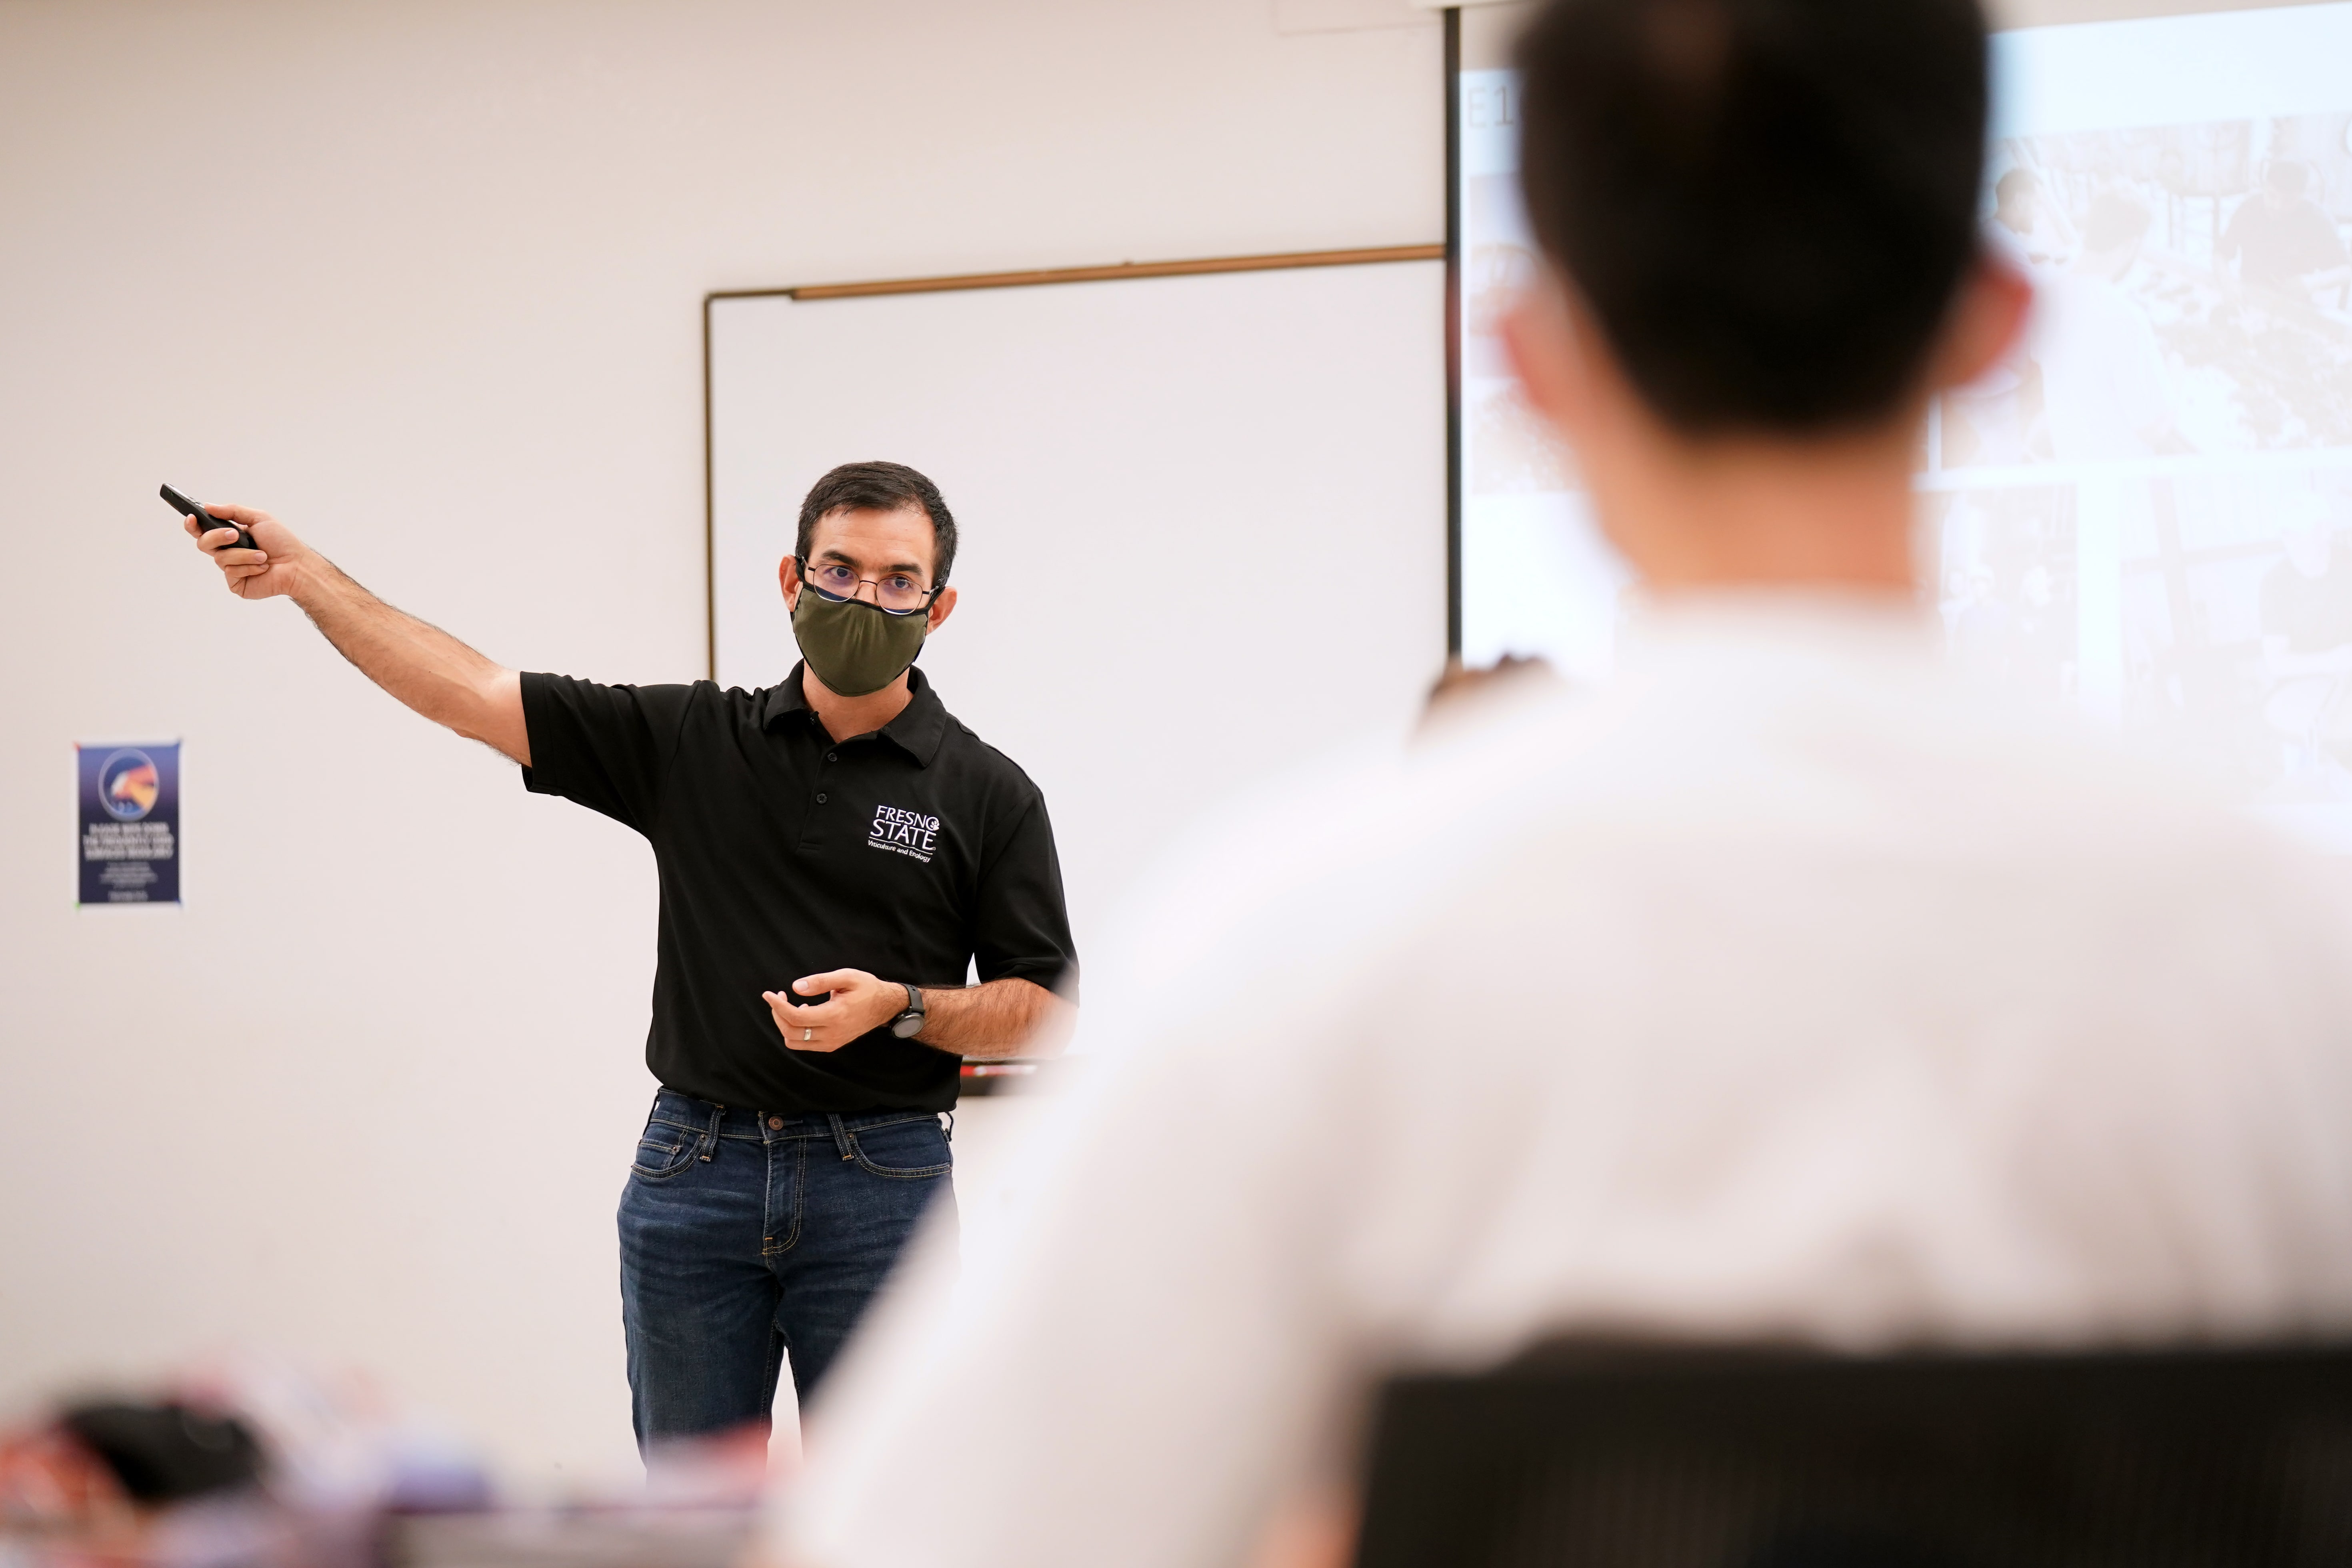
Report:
844,1115,952,1180
630,1117,701,1180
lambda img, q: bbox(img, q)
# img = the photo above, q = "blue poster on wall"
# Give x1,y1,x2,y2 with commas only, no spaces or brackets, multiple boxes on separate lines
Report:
78,742,180,905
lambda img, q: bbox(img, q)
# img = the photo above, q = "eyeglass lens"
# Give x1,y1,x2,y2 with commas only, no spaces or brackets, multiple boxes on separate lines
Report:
807,561,929,611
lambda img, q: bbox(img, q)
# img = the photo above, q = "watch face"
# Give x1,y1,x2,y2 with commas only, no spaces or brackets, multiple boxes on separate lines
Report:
891,1011,924,1038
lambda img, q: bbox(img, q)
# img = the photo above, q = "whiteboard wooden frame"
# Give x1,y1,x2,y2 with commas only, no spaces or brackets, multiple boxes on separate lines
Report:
699,243,1442,677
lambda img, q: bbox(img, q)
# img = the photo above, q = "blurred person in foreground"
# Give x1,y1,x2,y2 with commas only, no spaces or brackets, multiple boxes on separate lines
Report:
773,0,2352,1563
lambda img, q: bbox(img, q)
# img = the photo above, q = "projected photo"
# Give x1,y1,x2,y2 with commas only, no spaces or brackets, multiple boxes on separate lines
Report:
1922,469,2352,822
1464,172,1575,497
1458,81,1628,681
1926,486,2079,695
2119,470,2352,802
1457,4,2352,843
1936,111,2352,470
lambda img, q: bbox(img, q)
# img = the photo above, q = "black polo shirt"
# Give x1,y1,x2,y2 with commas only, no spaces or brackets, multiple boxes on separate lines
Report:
518,664,1075,1114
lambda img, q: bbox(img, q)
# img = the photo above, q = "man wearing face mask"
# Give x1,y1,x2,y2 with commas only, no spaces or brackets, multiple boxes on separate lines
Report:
178,460,1077,1454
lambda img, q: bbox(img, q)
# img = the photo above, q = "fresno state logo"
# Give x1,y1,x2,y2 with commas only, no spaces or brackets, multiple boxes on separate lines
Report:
868,803,940,864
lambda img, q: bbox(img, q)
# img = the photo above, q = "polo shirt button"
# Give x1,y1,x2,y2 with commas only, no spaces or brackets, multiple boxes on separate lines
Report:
816,792,828,804
826,752,838,762
767,1116,784,1130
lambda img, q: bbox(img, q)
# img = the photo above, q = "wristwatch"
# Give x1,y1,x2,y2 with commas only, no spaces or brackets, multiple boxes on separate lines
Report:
888,983,927,1039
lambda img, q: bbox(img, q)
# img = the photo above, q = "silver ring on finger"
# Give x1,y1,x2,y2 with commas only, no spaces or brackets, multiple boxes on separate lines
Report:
804,1028,813,1043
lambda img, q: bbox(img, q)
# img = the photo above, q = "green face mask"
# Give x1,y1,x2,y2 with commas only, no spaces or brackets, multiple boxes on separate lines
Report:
791,589,929,698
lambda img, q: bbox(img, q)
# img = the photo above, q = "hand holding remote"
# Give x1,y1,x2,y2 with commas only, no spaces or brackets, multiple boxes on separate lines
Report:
166,492,309,602
160,484,256,551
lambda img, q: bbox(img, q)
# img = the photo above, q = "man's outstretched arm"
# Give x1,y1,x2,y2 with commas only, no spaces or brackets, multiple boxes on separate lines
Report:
186,502,529,765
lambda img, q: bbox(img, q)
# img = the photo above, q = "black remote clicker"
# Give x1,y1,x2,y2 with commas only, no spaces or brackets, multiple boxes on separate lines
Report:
160,484,257,551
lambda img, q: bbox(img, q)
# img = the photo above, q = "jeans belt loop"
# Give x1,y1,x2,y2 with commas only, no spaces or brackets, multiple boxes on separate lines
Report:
827,1112,854,1162
700,1102,722,1162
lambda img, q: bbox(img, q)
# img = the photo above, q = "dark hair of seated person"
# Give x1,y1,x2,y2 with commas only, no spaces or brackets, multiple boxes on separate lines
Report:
1514,0,1989,434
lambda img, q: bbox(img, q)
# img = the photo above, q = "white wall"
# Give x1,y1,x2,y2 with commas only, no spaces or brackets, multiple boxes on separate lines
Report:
0,0,1441,1488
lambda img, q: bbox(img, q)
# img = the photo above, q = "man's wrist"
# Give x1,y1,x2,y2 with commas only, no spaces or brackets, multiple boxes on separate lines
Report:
887,982,927,1039
281,549,338,610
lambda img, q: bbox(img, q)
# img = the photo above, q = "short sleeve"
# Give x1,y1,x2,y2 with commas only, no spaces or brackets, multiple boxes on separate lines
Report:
973,794,1079,997
518,673,698,835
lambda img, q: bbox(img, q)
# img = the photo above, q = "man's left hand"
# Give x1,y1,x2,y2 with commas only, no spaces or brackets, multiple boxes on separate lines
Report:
764,969,907,1053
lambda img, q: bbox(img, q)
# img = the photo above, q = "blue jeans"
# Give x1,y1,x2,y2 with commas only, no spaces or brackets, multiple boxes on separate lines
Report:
617,1088,955,1452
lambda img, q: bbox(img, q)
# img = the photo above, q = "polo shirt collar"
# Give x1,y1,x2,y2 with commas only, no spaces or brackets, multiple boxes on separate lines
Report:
762,663,950,767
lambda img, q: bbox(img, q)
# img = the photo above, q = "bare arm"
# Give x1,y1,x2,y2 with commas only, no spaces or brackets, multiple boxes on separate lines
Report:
186,502,529,765
908,978,1071,1058
762,970,1074,1058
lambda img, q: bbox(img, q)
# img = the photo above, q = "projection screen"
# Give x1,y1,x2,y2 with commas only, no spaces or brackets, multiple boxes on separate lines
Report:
1454,0,2352,850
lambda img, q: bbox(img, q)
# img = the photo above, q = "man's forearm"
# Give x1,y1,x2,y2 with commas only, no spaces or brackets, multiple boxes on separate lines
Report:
915,978,1069,1058
291,556,530,764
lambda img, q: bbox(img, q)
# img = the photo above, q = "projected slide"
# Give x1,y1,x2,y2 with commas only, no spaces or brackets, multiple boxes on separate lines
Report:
1458,66,1628,688
1458,4,2352,847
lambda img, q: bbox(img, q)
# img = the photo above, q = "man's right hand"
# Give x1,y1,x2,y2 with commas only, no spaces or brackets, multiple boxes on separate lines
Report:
186,501,310,602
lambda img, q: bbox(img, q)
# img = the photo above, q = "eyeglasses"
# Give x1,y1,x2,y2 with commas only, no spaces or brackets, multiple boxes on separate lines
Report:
795,558,941,616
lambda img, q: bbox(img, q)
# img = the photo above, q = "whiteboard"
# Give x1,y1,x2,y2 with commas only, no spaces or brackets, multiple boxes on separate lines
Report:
708,260,1447,961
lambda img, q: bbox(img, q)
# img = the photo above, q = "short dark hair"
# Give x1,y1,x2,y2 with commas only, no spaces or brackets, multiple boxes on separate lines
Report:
1514,0,1990,434
794,461,958,586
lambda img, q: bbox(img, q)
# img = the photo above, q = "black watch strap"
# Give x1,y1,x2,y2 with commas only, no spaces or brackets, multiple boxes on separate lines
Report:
890,982,927,1038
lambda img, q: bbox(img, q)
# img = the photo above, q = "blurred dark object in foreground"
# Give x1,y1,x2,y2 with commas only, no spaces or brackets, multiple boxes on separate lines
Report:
1354,1340,2352,1568
2,1394,376,1568
0,1381,760,1568
61,1404,266,1504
